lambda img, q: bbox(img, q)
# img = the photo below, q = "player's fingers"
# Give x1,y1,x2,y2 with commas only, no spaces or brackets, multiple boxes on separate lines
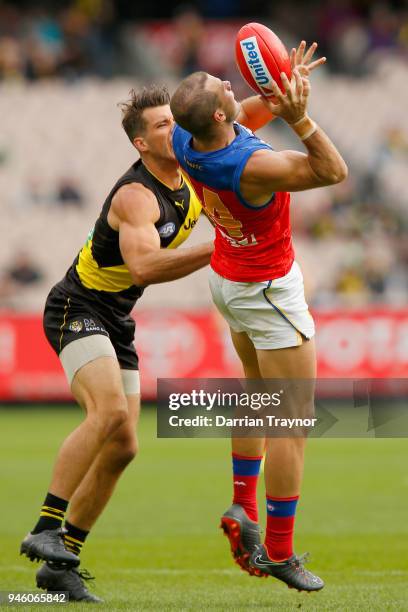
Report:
301,77,311,99
290,47,296,68
296,40,306,65
280,72,292,100
303,42,318,65
308,57,327,72
269,79,285,102
297,65,310,77
294,69,303,97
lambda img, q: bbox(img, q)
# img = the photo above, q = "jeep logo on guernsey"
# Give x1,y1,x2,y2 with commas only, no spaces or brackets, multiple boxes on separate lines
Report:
240,36,275,94
184,217,197,231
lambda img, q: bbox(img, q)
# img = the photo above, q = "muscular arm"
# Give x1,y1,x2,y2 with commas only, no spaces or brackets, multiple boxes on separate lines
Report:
241,70,348,204
241,120,348,202
111,184,213,286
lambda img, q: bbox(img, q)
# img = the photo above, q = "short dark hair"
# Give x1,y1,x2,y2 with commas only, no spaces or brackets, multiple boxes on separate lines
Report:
170,72,220,139
119,85,170,142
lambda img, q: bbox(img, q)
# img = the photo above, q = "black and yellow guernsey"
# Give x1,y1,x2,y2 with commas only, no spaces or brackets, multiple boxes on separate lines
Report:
60,159,202,316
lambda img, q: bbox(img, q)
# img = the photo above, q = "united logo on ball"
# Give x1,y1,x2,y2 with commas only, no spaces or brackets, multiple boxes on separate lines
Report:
235,22,291,97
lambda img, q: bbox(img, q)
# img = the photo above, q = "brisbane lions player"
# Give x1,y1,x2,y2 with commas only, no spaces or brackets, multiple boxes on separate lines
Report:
170,47,347,591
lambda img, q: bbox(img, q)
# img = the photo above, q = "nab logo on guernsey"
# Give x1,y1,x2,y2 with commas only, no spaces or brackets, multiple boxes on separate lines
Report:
83,318,105,332
240,36,275,94
69,319,106,333
158,222,176,238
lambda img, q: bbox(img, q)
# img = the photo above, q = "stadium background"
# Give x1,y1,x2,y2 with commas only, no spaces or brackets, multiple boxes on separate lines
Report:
0,1,407,609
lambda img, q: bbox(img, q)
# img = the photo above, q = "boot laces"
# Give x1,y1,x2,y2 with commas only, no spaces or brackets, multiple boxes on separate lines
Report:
292,552,310,573
74,568,95,582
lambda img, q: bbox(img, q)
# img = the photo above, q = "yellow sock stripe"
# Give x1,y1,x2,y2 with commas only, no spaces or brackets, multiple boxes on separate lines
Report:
65,543,79,553
40,511,64,520
64,535,84,546
42,506,65,515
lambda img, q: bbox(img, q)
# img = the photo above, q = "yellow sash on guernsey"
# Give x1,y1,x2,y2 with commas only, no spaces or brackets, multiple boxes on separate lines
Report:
76,243,133,292
167,174,202,249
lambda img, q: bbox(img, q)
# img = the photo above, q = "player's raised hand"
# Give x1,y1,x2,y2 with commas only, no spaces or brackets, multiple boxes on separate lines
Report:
290,41,326,77
266,68,311,125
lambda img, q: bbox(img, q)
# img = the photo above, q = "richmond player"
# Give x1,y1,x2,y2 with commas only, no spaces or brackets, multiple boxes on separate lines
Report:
20,86,212,602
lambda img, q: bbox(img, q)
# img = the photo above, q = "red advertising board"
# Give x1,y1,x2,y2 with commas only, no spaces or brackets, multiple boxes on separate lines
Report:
0,309,407,401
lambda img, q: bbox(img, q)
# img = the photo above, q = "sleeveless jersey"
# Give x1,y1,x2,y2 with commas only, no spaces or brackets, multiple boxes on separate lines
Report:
59,159,202,316
172,122,294,282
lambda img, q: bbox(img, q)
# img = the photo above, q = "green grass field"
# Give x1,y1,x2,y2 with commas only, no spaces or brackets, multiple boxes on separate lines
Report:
1,405,408,611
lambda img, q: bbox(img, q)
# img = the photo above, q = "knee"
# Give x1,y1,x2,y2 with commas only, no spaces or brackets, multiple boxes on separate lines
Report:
108,434,138,471
88,392,128,440
118,441,138,467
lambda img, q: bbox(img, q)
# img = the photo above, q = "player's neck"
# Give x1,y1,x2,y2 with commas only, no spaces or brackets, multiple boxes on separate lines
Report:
193,123,237,153
141,158,182,190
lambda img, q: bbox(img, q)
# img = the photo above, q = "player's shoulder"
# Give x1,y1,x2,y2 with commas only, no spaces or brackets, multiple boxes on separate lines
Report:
112,182,159,224
114,181,155,206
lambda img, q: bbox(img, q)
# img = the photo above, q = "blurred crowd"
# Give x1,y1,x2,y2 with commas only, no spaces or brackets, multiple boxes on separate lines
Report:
0,1,407,310
1,121,407,310
295,153,408,307
0,0,118,81
0,0,407,82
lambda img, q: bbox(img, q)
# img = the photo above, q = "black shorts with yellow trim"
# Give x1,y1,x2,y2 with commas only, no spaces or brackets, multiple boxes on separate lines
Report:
43,284,139,371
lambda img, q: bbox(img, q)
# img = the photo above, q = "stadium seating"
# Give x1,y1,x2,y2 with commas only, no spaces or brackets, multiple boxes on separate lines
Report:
0,57,406,311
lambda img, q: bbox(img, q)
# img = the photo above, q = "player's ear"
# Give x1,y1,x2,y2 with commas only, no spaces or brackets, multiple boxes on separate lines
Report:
214,108,226,124
133,136,148,153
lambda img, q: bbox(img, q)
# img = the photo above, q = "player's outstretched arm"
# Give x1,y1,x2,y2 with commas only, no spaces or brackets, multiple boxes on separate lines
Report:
111,184,213,286
237,41,326,132
241,69,348,202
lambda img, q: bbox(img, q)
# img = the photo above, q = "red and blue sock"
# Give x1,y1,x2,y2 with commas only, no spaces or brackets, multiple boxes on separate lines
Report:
265,495,299,561
232,453,262,522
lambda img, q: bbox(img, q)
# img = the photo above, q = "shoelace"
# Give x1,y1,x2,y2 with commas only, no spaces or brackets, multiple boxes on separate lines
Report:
296,552,310,565
291,553,311,576
73,568,95,582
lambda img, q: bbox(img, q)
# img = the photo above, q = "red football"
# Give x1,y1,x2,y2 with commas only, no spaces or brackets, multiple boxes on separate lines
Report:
235,23,291,97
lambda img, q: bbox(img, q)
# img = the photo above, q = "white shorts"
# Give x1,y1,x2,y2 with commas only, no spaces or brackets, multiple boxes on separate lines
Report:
209,261,315,350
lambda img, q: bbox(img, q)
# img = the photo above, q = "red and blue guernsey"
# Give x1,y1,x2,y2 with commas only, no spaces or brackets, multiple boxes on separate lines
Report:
172,122,294,282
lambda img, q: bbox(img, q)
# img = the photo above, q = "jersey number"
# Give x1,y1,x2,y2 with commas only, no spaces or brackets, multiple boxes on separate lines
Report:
203,188,243,238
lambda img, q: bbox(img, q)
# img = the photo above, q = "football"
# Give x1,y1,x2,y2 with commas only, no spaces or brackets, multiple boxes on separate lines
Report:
235,22,291,96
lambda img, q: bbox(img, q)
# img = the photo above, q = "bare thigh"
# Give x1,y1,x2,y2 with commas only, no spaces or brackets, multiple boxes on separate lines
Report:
230,329,262,379
256,338,316,379
71,356,128,428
